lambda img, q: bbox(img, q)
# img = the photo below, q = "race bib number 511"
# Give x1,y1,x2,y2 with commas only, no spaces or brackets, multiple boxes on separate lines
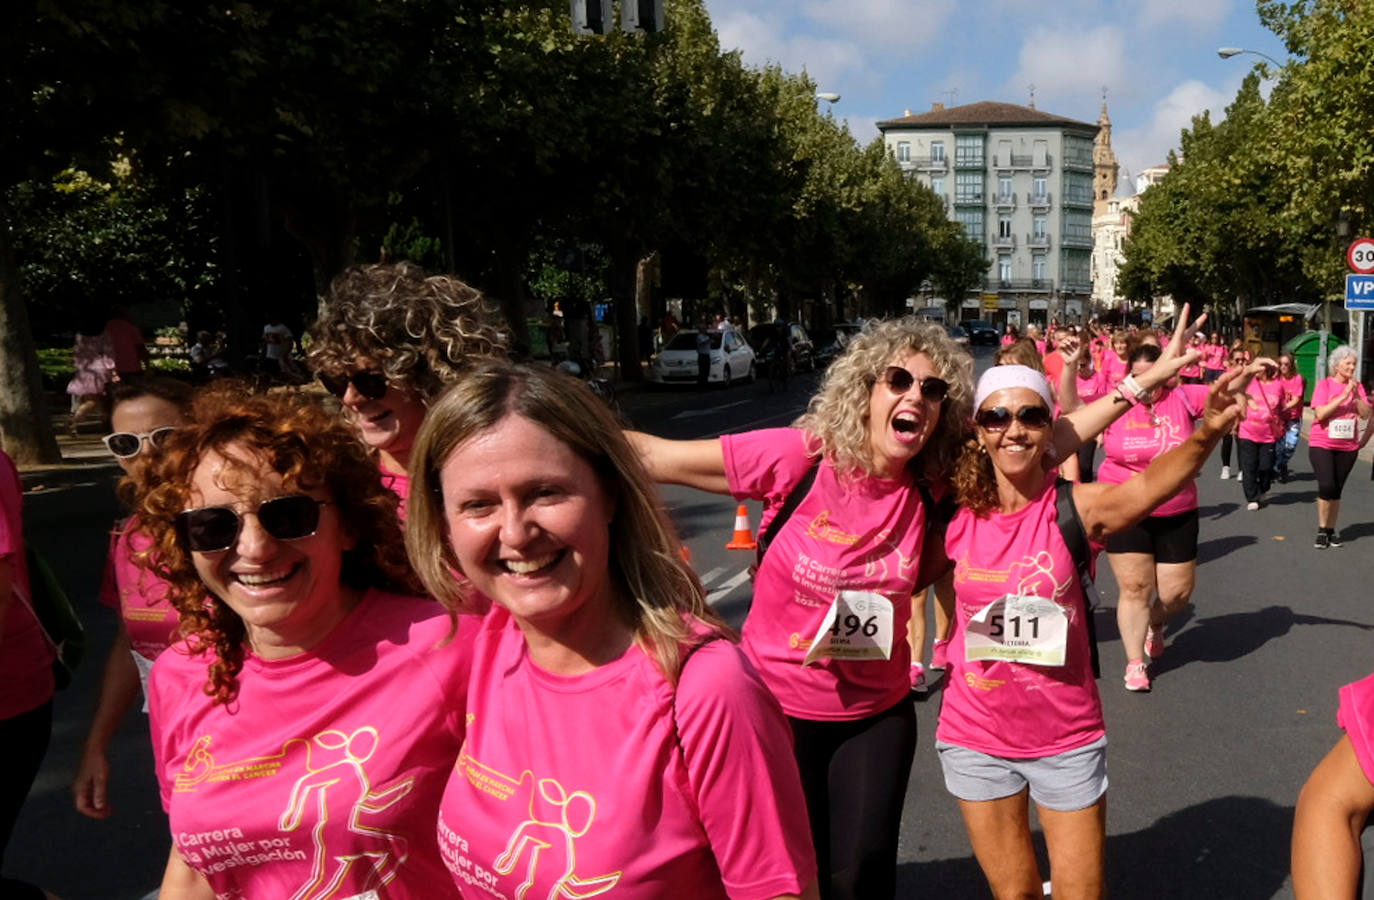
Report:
965,594,1069,667
803,590,894,665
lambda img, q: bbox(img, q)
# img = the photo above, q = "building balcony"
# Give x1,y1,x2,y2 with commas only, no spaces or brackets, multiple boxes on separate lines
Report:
1062,193,1095,210
954,154,986,168
1061,279,1093,294
993,154,1037,171
909,156,948,171
1061,233,1094,249
989,233,1017,250
953,193,984,206
993,193,1017,210
1028,192,1052,210
1062,155,1094,173
1026,233,1051,249
986,278,1054,293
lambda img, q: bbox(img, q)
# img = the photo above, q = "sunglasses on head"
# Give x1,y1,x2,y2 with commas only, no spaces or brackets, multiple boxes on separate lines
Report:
974,404,1054,431
318,370,388,400
879,367,949,401
103,427,177,459
176,494,329,553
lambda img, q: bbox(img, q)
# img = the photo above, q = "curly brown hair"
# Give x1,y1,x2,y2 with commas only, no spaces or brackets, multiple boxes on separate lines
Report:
307,261,510,402
994,338,1044,372
952,436,1000,515
134,381,422,705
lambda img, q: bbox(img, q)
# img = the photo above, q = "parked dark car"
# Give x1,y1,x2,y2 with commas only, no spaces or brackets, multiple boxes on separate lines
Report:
963,319,999,345
748,321,816,372
945,325,970,347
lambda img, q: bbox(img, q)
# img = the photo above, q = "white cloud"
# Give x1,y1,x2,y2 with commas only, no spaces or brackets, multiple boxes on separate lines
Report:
1113,79,1235,182
843,116,881,145
711,8,870,95
1136,0,1233,30
801,0,957,49
1006,25,1129,110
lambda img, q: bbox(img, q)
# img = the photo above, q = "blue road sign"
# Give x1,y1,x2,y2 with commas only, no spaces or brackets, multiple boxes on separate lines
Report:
1346,274,1374,310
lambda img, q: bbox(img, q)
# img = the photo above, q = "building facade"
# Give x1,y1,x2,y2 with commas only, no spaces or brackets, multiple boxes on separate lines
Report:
878,100,1100,328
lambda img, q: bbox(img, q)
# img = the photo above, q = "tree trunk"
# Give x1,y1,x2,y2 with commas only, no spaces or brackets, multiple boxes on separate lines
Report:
490,241,532,358
0,198,61,465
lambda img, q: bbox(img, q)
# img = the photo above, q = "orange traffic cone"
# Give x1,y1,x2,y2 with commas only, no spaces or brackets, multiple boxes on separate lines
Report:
679,545,693,563
725,505,758,550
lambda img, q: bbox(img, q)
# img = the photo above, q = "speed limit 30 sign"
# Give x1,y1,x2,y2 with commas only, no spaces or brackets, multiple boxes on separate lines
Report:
1348,237,1374,274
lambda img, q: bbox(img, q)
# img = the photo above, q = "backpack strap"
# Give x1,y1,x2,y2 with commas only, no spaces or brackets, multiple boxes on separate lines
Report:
669,636,726,820
754,461,820,570
1053,479,1101,679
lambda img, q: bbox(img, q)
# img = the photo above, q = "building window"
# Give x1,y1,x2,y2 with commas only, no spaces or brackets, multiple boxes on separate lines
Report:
1033,215,1047,238
955,171,984,203
1063,209,1092,241
896,141,911,162
955,134,984,166
955,208,984,243
1064,171,1094,204
931,141,945,162
1033,255,1047,282
1032,176,1048,201
931,176,945,196
999,256,1013,282
998,215,1013,239
998,175,1012,199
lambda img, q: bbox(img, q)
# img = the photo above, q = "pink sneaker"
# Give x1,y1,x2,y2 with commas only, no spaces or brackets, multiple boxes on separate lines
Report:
1124,660,1151,692
1145,625,1166,660
930,638,950,671
909,662,927,692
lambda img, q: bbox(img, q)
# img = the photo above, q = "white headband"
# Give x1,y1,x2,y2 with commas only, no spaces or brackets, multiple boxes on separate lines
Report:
974,364,1054,411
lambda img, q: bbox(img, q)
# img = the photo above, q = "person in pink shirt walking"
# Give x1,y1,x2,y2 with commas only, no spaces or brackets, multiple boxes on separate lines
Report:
1307,345,1371,548
308,262,509,518
103,305,150,380
72,377,193,820
1236,358,1286,509
939,361,1250,900
1273,351,1306,482
406,361,818,900
135,385,474,898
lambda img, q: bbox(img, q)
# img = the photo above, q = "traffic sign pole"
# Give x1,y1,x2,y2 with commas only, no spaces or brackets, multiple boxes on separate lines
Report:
1347,239,1374,383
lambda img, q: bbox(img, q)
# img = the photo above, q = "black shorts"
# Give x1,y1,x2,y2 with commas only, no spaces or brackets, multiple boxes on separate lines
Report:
1105,509,1199,563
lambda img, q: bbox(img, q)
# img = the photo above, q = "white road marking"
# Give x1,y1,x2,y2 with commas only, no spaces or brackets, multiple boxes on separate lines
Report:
706,568,752,605
698,566,728,586
672,400,752,420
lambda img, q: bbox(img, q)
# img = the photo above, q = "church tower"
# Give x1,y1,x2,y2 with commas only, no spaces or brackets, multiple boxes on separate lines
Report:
1093,99,1119,217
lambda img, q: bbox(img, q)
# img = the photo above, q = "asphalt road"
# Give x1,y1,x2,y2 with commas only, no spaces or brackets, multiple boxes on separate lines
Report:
10,348,1374,898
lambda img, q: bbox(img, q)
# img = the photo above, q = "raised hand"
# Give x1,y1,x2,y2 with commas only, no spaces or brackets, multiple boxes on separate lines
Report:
1200,367,1252,436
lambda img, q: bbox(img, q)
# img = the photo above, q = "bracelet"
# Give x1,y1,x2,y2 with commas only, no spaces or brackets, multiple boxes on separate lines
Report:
1119,374,1151,404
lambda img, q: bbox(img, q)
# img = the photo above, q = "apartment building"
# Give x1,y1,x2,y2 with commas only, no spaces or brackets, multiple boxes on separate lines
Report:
877,100,1104,328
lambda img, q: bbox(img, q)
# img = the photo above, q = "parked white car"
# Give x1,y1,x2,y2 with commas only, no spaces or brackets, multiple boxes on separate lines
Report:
647,329,756,386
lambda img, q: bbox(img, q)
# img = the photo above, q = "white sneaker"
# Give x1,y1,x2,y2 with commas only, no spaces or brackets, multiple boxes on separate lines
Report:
1235,470,1243,480
1246,501,1260,511
1220,466,1231,480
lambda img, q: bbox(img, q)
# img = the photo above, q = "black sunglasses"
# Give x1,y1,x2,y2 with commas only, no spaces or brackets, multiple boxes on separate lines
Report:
103,427,177,459
318,370,388,400
879,367,949,402
176,494,330,553
974,405,1054,431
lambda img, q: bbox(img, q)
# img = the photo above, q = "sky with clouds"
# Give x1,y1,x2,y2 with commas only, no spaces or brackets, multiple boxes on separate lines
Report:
702,0,1287,193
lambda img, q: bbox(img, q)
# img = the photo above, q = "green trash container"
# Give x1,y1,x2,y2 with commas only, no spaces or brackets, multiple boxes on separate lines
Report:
1283,331,1346,404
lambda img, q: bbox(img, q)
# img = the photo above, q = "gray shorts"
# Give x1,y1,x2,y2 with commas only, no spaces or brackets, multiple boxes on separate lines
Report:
936,736,1108,811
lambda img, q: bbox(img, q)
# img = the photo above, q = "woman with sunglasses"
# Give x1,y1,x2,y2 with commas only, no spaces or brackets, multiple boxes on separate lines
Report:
405,361,818,900
627,315,1200,900
1273,352,1305,483
72,378,193,821
1236,358,1288,511
135,385,473,898
940,360,1247,900
1217,348,1250,478
1308,345,1370,548
307,261,508,516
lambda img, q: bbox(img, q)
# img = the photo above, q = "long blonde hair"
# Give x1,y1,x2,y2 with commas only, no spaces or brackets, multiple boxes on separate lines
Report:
405,361,731,684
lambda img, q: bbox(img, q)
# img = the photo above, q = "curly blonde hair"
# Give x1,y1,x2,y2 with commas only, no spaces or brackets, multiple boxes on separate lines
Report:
406,361,732,686
793,318,973,481
308,261,509,401
134,382,422,705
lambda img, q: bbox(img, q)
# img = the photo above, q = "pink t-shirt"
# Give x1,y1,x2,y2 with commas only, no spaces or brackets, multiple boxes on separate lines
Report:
0,451,54,720
99,517,180,661
1278,373,1305,422
722,428,926,721
1097,384,1210,517
1076,369,1110,405
379,463,410,523
1203,343,1227,371
1339,672,1374,785
1308,378,1368,451
104,318,146,374
437,608,815,900
149,590,471,898
1043,351,1064,385
1101,352,1128,385
938,481,1104,757
1180,355,1203,379
1238,378,1287,443
1001,334,1017,348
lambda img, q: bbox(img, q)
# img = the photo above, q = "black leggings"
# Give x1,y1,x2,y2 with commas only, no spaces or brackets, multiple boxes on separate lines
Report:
1237,439,1275,502
0,699,51,899
1220,433,1234,468
1310,447,1358,500
789,697,917,900
1076,439,1097,483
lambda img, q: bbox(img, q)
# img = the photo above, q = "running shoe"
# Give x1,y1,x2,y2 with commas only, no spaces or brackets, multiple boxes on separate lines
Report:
930,638,950,671
1327,529,1344,548
1246,501,1259,511
909,662,927,692
1219,466,1231,480
1124,660,1151,692
1314,530,1330,549
1145,625,1166,660
1235,470,1243,480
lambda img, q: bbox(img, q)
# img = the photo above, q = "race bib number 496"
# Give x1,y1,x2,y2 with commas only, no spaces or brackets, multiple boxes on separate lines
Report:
803,590,894,665
965,594,1069,667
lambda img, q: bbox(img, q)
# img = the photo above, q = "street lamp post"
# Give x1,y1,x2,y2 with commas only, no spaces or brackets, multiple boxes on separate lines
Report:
1217,47,1283,69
